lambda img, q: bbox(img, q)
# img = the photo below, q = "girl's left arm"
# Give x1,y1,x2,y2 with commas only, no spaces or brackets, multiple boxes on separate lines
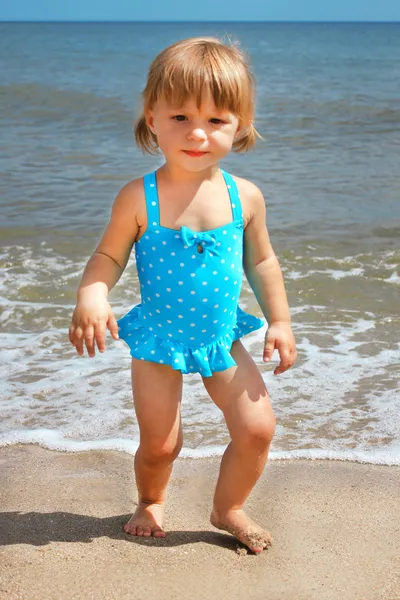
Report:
241,181,297,375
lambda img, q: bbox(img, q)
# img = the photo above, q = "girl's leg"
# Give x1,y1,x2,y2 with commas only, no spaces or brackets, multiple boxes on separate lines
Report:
124,358,183,538
201,339,276,553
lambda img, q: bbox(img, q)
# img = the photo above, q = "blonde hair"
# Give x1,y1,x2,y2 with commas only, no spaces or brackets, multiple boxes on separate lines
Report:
135,37,261,154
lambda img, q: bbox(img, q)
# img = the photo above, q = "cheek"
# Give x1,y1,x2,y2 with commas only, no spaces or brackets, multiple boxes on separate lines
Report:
212,129,236,148
157,124,175,142
157,126,183,151
164,123,184,141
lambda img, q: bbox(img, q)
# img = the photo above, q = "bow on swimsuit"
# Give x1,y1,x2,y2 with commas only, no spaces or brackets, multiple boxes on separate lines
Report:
117,170,264,377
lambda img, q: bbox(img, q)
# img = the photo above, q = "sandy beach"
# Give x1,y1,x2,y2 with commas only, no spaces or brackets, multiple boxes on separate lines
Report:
0,445,399,600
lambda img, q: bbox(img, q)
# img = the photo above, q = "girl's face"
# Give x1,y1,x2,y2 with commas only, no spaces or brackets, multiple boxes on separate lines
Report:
146,89,242,171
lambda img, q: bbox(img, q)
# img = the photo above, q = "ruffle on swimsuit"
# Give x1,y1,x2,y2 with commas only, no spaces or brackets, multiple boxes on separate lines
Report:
117,169,264,377
118,303,263,377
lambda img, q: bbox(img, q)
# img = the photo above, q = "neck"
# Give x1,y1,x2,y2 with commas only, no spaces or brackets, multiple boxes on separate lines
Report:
159,162,221,185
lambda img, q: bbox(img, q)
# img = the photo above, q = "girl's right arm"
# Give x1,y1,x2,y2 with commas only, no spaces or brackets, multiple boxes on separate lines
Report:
69,180,141,357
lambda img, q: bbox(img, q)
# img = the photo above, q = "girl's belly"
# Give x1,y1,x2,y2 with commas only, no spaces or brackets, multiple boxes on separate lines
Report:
140,273,242,347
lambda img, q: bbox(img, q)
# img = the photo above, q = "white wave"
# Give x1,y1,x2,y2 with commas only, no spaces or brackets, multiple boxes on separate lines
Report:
0,431,398,466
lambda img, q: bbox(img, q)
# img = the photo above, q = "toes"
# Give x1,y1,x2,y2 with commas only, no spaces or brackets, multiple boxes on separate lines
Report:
241,531,273,553
260,532,273,548
123,522,166,538
123,524,137,536
153,528,166,538
247,543,265,554
249,535,272,553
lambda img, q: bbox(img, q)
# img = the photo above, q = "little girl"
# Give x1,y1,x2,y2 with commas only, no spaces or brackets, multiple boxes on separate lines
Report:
69,37,296,553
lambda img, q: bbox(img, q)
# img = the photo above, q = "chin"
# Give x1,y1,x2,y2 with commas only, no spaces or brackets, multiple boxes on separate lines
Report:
183,162,219,173
182,152,229,168
174,155,215,171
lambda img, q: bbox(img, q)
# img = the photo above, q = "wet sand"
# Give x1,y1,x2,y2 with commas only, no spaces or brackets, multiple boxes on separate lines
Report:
0,445,399,600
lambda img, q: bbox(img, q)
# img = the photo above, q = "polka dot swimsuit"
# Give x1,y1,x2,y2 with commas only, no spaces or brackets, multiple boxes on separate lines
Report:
117,170,264,377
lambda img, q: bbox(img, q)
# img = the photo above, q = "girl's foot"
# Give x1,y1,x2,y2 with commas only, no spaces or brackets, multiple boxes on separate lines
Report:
210,508,272,553
123,501,166,537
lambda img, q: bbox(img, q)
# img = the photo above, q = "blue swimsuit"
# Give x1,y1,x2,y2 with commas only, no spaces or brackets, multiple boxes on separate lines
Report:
117,170,264,377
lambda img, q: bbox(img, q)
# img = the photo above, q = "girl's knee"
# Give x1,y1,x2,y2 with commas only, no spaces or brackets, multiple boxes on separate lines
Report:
234,417,276,453
140,435,183,466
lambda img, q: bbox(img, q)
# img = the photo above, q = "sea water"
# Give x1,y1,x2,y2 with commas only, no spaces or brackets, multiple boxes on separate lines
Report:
1,22,399,464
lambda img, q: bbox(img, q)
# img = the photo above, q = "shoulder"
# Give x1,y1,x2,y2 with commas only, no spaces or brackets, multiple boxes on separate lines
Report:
231,176,273,267
113,176,144,206
111,176,147,230
231,175,266,227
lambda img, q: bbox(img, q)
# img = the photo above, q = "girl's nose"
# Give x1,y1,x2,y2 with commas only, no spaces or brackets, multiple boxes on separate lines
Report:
187,127,207,141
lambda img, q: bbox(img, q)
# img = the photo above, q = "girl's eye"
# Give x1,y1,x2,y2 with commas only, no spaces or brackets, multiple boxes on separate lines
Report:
172,115,187,122
210,118,225,125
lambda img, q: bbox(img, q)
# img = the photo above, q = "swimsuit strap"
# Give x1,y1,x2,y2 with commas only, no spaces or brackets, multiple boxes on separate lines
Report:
220,170,243,223
143,171,160,227
144,169,242,227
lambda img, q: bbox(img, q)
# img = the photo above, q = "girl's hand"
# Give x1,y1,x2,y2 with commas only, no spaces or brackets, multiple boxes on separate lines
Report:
68,291,119,358
263,321,297,375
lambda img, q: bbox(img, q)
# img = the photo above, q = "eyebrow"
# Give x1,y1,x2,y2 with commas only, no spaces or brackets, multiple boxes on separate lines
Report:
168,107,231,117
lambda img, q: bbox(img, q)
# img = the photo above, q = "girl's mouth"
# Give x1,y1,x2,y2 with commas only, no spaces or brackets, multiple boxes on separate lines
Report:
183,150,208,157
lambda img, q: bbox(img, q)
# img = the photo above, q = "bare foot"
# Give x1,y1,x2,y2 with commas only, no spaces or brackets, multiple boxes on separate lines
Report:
123,501,166,538
210,508,272,553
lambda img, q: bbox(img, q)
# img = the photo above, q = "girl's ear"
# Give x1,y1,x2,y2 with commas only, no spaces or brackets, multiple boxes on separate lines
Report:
234,120,248,140
234,126,242,140
234,121,253,141
145,110,156,134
